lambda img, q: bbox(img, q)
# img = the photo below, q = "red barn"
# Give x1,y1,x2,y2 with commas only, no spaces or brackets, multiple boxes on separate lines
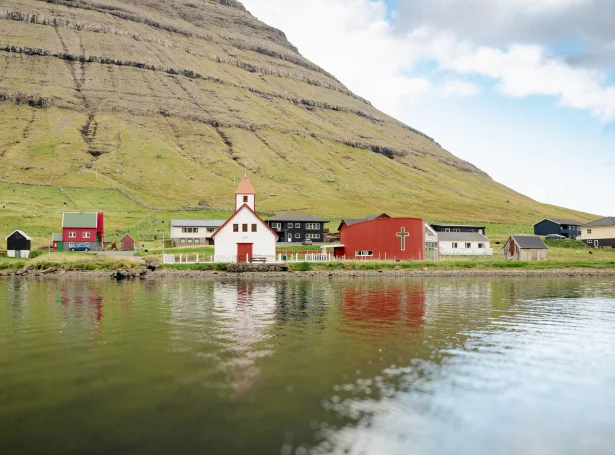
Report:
120,234,136,251
337,216,439,261
62,212,104,251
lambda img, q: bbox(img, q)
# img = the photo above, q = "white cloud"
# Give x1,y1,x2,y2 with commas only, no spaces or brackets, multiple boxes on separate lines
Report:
439,80,480,97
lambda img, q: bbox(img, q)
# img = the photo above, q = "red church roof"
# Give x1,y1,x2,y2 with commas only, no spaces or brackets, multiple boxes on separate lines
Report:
235,176,255,194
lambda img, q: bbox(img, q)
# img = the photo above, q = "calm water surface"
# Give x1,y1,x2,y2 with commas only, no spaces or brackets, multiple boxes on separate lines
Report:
1,277,614,454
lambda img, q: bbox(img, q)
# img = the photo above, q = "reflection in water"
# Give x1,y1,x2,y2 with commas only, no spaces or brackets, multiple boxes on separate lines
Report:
1,277,615,455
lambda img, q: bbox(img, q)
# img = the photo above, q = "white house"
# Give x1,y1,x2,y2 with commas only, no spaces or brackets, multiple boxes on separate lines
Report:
212,175,278,263
438,232,492,256
170,220,225,246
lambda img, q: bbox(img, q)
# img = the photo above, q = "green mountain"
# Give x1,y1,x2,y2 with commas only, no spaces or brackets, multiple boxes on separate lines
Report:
0,0,594,244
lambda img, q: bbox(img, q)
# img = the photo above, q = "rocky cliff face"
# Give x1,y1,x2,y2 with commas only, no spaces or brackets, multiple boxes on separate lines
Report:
0,0,590,222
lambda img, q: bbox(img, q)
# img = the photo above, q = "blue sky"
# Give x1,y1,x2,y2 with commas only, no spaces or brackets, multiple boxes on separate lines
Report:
242,0,615,216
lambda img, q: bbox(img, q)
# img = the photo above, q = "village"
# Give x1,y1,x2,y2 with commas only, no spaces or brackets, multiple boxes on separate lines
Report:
3,175,615,268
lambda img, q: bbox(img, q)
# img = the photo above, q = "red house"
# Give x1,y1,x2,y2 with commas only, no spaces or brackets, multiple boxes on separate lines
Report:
335,216,439,261
120,234,136,251
61,212,104,251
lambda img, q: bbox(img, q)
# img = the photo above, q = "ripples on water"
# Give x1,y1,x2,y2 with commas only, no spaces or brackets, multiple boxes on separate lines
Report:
1,277,615,455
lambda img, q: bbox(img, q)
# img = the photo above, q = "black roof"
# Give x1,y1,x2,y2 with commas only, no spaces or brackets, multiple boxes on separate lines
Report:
534,218,582,226
510,235,548,249
266,214,328,223
582,217,615,227
430,223,486,229
340,213,390,228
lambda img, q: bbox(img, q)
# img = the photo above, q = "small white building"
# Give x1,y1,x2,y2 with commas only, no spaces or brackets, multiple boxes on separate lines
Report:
6,230,32,258
212,175,278,263
170,220,225,246
439,232,492,256
504,235,548,261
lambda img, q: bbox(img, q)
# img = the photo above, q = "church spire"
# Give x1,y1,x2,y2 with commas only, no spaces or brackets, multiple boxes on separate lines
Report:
235,175,256,211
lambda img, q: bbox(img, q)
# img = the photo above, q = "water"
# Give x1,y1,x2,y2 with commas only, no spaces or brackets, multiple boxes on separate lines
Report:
1,277,614,455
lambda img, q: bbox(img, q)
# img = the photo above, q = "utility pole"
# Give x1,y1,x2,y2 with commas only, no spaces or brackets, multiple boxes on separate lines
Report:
48,232,51,260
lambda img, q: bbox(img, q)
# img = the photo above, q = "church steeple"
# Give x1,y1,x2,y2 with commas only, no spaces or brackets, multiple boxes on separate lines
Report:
235,175,256,211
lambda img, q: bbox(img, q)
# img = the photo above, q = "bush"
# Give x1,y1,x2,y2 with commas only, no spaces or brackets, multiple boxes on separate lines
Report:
29,251,43,258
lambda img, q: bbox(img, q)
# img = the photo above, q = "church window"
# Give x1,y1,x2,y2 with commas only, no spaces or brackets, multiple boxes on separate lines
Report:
251,224,257,232
242,224,248,232
243,196,248,203
233,224,239,232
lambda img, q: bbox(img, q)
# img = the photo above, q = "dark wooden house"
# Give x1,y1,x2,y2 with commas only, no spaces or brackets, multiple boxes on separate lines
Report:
6,230,32,258
504,235,548,261
266,214,329,243
120,234,136,251
533,218,581,239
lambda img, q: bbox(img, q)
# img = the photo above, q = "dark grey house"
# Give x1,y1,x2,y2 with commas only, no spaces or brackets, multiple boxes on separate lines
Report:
6,230,32,258
430,224,487,235
533,218,581,239
266,214,328,243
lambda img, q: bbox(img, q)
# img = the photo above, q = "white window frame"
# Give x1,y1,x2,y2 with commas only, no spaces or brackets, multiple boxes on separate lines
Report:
68,242,75,248
83,232,91,239
478,243,485,249
587,229,592,234
465,242,472,249
295,223,301,228
306,223,320,230
180,238,186,244
69,231,76,238
287,222,293,228
355,250,374,257
271,222,281,230
452,242,458,248
294,233,301,239
444,228,450,232
306,233,320,239
195,238,200,244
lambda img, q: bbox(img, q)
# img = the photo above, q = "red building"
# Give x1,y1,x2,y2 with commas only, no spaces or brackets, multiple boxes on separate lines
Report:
61,212,104,251
120,234,136,251
335,216,439,261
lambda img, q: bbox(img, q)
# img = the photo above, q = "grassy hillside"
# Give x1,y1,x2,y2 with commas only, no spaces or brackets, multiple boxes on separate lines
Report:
0,0,596,237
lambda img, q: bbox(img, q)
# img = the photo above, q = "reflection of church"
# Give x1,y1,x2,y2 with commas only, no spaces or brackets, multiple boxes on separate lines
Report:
341,280,427,329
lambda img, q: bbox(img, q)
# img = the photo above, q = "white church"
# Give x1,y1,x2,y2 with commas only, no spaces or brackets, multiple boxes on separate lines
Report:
212,175,278,263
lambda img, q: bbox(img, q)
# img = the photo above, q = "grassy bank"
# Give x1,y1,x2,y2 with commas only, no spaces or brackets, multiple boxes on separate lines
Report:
0,252,142,272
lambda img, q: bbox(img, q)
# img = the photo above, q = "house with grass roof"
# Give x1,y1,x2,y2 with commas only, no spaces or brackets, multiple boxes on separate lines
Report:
61,212,104,251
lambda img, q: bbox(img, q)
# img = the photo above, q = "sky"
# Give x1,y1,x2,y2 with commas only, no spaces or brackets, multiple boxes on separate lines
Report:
240,0,615,217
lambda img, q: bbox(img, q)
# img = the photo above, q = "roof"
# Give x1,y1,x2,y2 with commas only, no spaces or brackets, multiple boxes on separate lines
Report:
5,230,32,241
438,232,490,242
235,176,255,195
211,204,279,239
62,212,98,228
52,233,62,242
170,220,225,227
266,214,328,223
339,213,390,229
534,218,582,226
120,234,135,241
430,223,487,229
509,235,548,249
581,217,615,227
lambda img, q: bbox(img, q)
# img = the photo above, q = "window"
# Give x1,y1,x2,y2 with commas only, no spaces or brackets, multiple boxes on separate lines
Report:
243,195,248,203
294,233,300,238
452,242,458,248
180,238,186,244
355,250,373,257
306,223,320,230
465,243,472,249
251,224,257,232
469,229,475,232
233,224,239,232
295,223,301,228
478,243,485,249
242,224,248,232
287,223,293,228
445,228,450,232
181,227,198,233
207,227,214,233
587,229,592,234
187,239,193,244
83,232,91,239
68,242,75,248
306,233,321,239
195,238,200,244
453,228,461,232
271,222,281,230
84,242,90,246
69,232,76,238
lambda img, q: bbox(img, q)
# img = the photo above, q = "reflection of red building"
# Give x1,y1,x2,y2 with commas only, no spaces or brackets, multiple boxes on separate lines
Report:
342,281,426,328
337,217,438,261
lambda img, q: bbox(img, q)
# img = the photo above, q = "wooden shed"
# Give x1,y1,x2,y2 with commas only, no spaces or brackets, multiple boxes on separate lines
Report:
120,234,136,251
6,230,32,258
504,235,548,261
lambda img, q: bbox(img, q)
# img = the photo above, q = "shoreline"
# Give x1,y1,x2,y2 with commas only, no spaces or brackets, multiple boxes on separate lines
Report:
2,267,615,279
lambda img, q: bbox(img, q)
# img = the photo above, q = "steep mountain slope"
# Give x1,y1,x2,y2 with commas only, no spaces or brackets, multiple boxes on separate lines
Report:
0,0,593,224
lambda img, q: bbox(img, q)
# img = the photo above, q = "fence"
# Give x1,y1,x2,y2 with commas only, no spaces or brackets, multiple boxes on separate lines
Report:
440,248,494,256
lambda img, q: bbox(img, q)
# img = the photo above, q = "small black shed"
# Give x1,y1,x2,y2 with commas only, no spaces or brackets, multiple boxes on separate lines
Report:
6,230,32,258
